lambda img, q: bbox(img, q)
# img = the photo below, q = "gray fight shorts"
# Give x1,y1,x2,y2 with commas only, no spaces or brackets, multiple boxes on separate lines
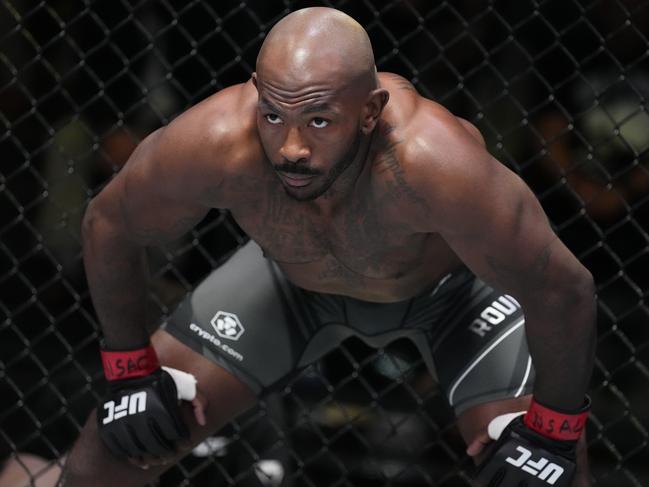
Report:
162,241,534,415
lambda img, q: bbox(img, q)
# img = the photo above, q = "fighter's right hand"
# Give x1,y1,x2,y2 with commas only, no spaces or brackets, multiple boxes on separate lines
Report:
97,345,195,459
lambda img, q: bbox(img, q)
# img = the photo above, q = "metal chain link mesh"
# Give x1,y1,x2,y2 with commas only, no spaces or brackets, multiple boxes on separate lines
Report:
1,0,648,485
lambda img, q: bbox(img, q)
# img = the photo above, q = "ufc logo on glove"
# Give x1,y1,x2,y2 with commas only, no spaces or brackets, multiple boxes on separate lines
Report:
474,397,590,487
102,392,147,424
506,446,564,485
98,346,197,458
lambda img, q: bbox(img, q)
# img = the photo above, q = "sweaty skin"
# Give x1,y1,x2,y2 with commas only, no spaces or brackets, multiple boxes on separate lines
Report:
77,6,595,485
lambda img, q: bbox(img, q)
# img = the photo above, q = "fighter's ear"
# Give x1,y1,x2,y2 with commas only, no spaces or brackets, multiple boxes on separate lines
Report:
361,88,389,134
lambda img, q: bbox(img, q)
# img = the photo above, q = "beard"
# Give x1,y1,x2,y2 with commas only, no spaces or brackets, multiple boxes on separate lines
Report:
277,130,364,202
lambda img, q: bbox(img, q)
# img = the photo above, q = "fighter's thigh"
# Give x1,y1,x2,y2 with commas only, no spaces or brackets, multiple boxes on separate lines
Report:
60,330,257,487
152,328,257,430
457,396,591,487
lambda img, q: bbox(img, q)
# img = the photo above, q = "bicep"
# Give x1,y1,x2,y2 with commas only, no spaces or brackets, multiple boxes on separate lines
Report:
92,128,210,245
439,157,582,297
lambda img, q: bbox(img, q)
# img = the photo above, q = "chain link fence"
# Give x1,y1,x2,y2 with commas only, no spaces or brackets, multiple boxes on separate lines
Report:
1,0,648,485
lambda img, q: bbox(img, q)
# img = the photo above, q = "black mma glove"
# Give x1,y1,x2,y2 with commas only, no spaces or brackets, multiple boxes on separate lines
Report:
474,396,590,487
98,345,197,458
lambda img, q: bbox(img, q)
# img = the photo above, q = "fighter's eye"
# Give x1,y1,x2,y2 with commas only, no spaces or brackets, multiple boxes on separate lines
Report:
310,118,329,129
265,114,283,125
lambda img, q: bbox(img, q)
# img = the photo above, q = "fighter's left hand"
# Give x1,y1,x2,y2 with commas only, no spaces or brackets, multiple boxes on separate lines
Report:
471,396,590,487
127,384,208,471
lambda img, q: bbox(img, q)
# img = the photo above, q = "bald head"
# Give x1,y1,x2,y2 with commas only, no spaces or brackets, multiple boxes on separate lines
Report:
253,8,389,202
256,7,376,91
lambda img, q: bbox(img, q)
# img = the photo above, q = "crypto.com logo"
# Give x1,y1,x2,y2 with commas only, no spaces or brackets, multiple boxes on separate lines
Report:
210,311,245,341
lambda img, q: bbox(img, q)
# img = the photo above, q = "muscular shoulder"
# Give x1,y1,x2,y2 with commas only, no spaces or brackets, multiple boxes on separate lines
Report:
377,72,485,158
401,99,486,169
146,81,263,206
157,81,260,162
372,80,497,230
86,81,264,245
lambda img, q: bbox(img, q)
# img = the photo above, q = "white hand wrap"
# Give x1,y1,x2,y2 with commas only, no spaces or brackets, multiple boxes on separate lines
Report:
487,411,526,441
162,366,197,401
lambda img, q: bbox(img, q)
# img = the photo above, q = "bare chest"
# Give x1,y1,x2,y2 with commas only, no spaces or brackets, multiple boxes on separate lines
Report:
230,188,426,282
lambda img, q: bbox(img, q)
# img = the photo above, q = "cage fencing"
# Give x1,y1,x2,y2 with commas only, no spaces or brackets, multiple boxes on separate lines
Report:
1,0,648,486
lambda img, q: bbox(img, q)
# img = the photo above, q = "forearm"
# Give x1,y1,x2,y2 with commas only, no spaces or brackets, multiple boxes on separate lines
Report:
521,276,597,410
82,201,150,349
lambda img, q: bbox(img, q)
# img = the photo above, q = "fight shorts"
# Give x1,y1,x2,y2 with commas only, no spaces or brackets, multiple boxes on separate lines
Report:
162,241,534,415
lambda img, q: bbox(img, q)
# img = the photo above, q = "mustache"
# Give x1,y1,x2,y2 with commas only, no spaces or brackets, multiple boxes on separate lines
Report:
273,162,321,176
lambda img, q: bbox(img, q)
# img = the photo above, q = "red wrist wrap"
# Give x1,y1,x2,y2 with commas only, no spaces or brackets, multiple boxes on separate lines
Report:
101,345,160,381
523,397,590,441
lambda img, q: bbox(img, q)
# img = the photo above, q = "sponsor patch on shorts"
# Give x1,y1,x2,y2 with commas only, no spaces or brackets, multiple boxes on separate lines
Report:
190,323,244,361
211,311,245,341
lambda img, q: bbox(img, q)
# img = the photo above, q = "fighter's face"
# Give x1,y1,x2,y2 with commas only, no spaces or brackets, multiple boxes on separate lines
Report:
254,76,364,201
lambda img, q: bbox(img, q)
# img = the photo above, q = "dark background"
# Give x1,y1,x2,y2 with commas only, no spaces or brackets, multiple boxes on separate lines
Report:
1,0,648,486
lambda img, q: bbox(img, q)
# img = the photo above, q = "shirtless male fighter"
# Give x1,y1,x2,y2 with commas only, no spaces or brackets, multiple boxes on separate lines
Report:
59,7,596,487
